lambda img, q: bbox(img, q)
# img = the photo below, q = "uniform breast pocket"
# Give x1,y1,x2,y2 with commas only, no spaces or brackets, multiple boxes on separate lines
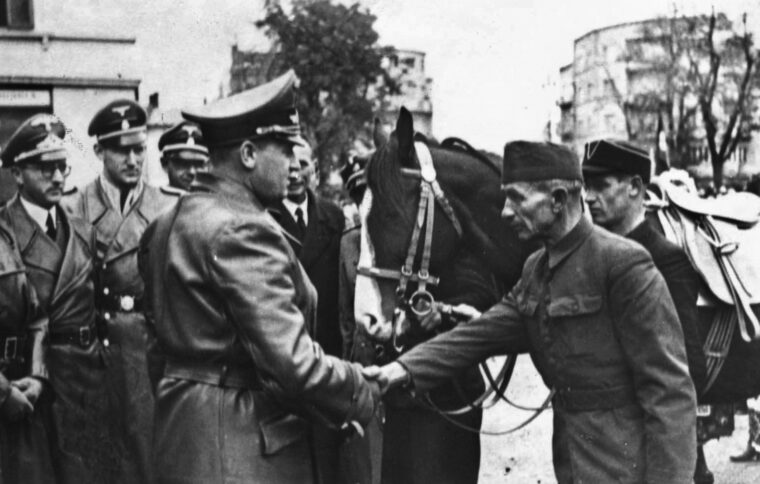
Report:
547,294,609,356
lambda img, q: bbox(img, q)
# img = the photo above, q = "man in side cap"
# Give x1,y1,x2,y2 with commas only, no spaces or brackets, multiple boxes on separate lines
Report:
364,140,697,484
138,69,380,484
158,120,209,193
0,114,116,482
61,99,177,484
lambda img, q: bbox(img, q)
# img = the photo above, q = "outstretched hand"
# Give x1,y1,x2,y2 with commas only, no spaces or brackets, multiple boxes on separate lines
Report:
362,362,410,395
13,377,44,405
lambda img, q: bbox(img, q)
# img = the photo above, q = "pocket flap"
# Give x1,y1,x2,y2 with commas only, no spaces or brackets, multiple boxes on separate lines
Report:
547,294,602,317
259,413,307,456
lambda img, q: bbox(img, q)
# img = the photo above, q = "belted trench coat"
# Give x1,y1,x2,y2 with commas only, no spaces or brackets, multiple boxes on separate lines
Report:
138,173,377,484
400,218,697,484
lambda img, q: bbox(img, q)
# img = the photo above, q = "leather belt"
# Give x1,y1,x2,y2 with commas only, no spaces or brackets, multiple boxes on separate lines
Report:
49,325,97,348
163,359,262,390
100,293,143,313
0,334,27,363
553,385,636,412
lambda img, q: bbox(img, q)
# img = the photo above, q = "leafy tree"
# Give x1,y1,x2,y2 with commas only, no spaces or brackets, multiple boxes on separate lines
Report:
606,11,759,187
253,0,396,181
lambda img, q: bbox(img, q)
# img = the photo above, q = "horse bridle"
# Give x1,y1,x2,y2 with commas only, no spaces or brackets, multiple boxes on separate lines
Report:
357,141,463,352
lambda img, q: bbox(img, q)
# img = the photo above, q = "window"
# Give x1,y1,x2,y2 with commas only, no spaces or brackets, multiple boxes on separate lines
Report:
0,0,34,29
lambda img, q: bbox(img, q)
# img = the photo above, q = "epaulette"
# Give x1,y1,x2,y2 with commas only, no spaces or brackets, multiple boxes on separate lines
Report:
160,185,185,197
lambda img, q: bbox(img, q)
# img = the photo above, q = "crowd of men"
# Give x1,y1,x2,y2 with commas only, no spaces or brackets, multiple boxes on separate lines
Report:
0,65,746,484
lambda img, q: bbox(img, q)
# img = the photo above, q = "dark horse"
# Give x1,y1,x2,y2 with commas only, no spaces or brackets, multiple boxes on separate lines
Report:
355,107,532,483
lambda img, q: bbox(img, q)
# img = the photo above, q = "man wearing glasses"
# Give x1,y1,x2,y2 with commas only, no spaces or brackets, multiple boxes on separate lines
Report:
62,100,176,484
0,114,114,482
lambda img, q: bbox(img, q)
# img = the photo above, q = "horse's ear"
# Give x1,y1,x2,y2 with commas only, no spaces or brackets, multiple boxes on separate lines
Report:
396,107,414,165
372,118,387,148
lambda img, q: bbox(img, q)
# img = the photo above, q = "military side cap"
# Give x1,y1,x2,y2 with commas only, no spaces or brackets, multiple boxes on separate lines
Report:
502,141,581,184
181,69,301,147
582,139,652,183
341,153,369,193
158,121,209,162
1,114,67,167
88,99,147,146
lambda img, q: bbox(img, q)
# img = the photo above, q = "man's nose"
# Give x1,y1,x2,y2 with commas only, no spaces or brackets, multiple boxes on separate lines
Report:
585,190,598,204
501,202,515,220
51,167,65,184
126,150,139,165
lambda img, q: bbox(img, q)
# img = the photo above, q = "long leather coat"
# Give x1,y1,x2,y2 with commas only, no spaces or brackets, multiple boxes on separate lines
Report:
138,173,377,484
0,218,55,484
400,218,698,484
62,178,176,484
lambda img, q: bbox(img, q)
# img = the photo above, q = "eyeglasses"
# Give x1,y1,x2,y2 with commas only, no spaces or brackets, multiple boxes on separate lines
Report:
22,161,72,178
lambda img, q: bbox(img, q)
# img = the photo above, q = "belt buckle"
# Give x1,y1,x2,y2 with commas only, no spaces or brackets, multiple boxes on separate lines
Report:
4,337,18,360
119,295,135,312
79,327,92,347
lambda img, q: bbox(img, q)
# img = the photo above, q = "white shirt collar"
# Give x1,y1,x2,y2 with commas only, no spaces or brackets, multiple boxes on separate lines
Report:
19,195,56,232
99,174,143,215
283,196,309,226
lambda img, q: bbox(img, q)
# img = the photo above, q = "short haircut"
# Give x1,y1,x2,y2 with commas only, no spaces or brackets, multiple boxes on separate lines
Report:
533,178,584,199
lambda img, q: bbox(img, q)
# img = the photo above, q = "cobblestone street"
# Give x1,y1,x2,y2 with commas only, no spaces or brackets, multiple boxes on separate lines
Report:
479,357,760,483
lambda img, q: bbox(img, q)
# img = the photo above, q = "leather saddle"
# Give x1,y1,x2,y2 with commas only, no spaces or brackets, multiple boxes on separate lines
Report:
651,183,760,342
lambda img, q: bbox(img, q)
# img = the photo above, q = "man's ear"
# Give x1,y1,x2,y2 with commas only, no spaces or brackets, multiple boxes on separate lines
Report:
239,140,257,171
551,187,569,212
93,143,104,161
629,175,644,197
10,166,23,185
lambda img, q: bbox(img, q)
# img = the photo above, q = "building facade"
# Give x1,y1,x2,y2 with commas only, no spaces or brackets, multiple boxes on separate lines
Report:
0,0,265,201
557,16,759,182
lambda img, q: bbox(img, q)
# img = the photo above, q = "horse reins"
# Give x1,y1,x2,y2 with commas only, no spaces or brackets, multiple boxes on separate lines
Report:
359,141,553,434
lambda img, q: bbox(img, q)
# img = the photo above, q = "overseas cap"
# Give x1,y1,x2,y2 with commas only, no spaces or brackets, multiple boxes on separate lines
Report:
1,114,67,167
158,121,209,162
582,139,652,183
88,99,147,146
502,141,581,184
182,69,302,147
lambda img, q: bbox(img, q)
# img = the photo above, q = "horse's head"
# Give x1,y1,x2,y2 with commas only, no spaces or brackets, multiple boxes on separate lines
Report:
355,108,529,351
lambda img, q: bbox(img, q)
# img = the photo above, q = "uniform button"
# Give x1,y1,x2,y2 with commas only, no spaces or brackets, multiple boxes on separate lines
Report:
103,287,109,295
104,312,111,320
570,302,579,313
102,263,107,270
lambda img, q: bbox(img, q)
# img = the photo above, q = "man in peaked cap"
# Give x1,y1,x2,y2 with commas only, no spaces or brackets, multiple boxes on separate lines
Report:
583,138,709,481
0,114,117,482
61,99,177,484
365,140,698,483
158,120,209,193
139,69,380,484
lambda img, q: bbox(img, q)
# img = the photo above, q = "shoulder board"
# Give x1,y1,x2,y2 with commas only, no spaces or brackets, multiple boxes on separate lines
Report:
160,185,185,197
62,186,78,196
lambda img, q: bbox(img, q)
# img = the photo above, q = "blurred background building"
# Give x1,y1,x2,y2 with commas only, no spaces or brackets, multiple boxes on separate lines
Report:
557,15,760,186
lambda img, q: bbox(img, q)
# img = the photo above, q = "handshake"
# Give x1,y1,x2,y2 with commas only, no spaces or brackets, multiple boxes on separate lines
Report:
361,362,411,395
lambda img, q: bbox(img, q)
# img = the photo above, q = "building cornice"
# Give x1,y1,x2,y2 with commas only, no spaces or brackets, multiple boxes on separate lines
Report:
0,76,140,89
0,30,135,44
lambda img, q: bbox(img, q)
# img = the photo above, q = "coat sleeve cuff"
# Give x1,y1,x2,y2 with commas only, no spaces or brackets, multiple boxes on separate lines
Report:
343,363,378,427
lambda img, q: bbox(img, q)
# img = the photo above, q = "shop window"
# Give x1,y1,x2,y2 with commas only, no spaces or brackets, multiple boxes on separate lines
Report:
0,0,34,30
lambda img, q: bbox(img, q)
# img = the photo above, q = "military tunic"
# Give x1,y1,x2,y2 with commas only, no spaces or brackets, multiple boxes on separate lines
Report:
0,218,55,484
399,218,697,484
138,173,377,484
62,177,176,484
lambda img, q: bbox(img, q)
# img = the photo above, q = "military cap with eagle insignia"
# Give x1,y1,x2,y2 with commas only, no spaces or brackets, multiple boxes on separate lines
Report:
158,121,209,162
88,99,147,146
1,113,67,167
181,69,302,147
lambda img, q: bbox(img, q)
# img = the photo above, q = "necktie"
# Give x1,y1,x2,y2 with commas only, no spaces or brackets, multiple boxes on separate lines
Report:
46,212,57,240
119,189,129,212
295,207,307,239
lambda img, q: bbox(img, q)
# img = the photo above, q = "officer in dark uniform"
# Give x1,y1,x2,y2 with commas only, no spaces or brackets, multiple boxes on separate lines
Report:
158,120,209,193
1,114,115,482
367,141,698,484
62,100,176,484
138,69,379,484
